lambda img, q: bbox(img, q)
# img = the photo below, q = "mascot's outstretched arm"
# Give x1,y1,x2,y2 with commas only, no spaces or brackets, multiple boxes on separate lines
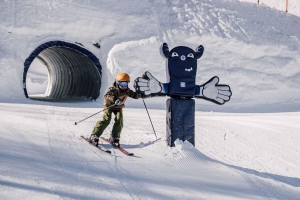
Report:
134,71,168,98
195,76,232,105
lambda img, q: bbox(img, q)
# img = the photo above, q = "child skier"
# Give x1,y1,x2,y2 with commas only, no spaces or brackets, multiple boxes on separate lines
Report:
89,72,141,147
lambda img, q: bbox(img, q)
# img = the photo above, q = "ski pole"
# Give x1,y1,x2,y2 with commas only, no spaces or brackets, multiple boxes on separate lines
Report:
74,104,116,125
142,99,157,139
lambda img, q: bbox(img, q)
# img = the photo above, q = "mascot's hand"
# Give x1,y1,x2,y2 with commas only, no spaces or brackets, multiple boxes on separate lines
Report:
195,76,232,105
134,71,165,98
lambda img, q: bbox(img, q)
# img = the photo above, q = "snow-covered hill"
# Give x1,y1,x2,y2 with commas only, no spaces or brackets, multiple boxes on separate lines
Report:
1,0,300,199
240,0,300,17
1,0,300,112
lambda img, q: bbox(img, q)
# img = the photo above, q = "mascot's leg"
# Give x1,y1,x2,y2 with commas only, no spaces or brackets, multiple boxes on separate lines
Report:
166,98,195,147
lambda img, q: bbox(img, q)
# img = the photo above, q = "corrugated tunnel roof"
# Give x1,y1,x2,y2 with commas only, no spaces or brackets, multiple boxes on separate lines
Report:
23,41,102,101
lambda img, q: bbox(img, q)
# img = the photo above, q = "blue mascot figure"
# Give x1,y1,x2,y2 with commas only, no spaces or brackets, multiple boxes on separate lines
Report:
134,43,232,146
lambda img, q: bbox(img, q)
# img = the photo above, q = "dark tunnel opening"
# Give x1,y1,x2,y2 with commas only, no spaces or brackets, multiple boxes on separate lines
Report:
23,41,102,101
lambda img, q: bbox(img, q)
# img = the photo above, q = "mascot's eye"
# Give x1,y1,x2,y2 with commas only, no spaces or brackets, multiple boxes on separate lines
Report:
187,53,194,58
171,52,179,57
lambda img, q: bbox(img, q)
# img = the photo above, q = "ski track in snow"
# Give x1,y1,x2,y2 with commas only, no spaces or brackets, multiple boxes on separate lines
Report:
1,104,300,199
195,113,300,197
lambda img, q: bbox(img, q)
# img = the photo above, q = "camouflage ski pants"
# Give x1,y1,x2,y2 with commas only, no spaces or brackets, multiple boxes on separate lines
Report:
92,109,123,138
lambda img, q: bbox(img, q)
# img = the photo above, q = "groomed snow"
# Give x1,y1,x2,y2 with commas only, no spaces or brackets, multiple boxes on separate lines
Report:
1,103,300,199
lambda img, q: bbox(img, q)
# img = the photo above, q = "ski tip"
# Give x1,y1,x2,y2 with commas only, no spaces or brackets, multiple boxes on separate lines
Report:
128,153,134,156
80,135,88,140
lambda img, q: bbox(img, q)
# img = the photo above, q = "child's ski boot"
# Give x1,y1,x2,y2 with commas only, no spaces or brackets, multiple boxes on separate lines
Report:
109,137,120,148
89,135,99,147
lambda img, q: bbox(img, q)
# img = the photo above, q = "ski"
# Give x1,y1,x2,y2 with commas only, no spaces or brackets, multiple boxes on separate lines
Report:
80,136,111,154
100,137,134,156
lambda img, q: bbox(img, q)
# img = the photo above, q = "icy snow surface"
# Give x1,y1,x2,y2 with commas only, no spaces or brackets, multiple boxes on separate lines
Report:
1,0,300,199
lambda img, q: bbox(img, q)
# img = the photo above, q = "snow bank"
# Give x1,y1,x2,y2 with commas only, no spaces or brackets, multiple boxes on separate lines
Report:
0,0,300,112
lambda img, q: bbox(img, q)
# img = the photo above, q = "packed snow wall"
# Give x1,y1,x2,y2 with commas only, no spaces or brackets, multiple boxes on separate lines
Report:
23,41,102,101
1,0,300,111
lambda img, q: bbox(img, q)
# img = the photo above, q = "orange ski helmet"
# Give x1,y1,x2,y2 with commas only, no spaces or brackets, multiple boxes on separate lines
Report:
115,72,130,82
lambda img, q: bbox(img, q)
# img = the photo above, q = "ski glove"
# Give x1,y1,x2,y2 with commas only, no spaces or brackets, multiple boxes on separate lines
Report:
134,71,167,98
114,99,124,106
195,76,232,105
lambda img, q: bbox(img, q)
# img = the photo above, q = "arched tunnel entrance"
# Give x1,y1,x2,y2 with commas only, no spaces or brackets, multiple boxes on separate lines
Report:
23,41,102,101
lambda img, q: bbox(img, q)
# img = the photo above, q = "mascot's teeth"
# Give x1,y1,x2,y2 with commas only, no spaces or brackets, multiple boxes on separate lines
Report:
185,67,193,72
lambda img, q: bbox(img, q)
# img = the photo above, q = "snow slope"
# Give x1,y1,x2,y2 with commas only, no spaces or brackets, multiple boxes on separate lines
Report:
0,0,300,112
240,0,300,16
1,103,300,199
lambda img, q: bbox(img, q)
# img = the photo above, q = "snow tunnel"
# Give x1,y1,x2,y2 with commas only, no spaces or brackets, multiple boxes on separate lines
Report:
23,41,102,101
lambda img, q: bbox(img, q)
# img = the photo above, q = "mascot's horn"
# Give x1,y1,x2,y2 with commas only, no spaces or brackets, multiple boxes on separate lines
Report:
162,43,169,58
195,45,204,59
